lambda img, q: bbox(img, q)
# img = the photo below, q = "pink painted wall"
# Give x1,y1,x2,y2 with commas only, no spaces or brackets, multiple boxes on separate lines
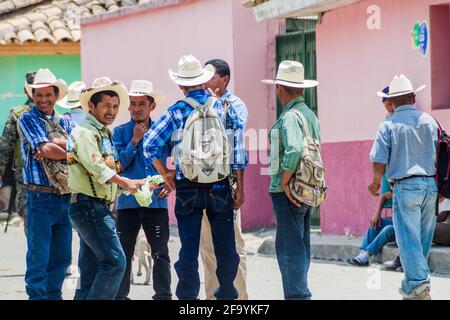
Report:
316,0,450,234
81,0,280,230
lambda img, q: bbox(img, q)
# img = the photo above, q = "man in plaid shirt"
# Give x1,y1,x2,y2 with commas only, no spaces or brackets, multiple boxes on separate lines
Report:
143,55,245,300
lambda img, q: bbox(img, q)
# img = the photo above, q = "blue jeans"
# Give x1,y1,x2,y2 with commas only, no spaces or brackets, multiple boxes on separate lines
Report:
270,192,312,300
69,194,126,300
174,179,239,300
25,190,72,300
360,218,395,255
392,177,437,294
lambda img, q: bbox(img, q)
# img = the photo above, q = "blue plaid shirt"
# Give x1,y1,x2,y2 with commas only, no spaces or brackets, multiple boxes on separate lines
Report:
143,89,248,180
220,90,249,170
19,105,75,187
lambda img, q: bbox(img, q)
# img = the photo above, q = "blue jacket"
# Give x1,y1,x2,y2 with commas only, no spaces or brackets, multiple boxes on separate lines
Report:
113,119,168,210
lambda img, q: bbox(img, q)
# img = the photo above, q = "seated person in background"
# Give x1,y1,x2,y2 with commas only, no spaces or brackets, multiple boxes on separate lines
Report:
348,88,396,267
433,197,450,246
348,173,394,266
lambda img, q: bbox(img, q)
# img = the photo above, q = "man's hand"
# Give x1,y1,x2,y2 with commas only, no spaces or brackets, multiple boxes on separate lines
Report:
161,169,176,191
369,214,381,228
281,170,301,207
233,188,244,209
368,180,381,197
207,88,220,98
131,123,148,145
123,178,145,194
157,183,172,199
282,182,302,207
34,150,44,161
51,137,67,149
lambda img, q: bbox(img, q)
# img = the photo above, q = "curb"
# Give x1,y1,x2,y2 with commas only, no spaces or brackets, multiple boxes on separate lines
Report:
257,236,450,275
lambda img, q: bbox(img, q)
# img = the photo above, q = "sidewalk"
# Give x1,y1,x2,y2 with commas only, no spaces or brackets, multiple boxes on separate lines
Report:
256,229,450,275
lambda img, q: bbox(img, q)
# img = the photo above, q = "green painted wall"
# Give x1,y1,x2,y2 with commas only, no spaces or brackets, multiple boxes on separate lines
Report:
0,55,81,129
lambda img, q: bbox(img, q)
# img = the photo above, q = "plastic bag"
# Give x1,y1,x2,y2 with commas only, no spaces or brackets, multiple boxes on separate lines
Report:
124,175,164,207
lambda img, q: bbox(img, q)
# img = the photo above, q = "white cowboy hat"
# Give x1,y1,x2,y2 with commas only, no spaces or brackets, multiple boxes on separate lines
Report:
169,55,215,86
25,68,68,101
57,81,86,109
128,80,166,105
377,75,426,98
262,60,319,88
80,77,129,112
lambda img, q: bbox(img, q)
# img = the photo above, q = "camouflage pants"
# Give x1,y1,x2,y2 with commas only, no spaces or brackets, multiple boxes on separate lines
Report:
15,173,27,235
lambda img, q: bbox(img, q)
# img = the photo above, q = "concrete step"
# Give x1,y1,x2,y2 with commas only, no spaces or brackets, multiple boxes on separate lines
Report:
257,232,450,275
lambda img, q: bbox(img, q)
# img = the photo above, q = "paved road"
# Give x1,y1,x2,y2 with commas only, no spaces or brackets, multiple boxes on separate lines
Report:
1,223,450,300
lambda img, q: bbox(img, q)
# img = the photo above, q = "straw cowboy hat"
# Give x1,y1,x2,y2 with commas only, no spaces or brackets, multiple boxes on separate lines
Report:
57,81,86,109
262,60,319,88
128,80,166,105
377,75,426,98
25,68,68,101
169,55,215,86
80,77,129,112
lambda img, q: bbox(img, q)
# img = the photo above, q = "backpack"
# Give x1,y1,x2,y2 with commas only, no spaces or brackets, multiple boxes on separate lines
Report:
436,123,450,199
178,97,231,183
288,109,327,207
18,114,70,195
11,105,31,169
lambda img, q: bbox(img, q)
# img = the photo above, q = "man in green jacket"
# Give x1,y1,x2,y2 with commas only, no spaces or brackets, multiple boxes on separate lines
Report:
262,60,320,300
0,71,35,233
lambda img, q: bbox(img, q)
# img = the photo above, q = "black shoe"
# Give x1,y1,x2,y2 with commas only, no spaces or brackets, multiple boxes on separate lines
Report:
347,258,369,267
383,256,402,271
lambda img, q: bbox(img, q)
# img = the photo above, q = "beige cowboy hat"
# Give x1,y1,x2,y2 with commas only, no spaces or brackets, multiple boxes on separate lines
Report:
80,77,129,112
57,81,86,109
169,55,215,86
262,60,319,88
25,68,68,101
377,75,426,98
128,80,166,105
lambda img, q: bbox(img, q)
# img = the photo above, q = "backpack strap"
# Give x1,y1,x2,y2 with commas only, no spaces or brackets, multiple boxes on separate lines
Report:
181,97,217,114
290,109,311,138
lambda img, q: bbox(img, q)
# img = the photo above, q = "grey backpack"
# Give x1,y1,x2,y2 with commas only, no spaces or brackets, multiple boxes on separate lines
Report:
178,97,231,183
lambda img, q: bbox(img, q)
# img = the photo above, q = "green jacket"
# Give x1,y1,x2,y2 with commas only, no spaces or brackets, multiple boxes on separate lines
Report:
67,113,120,201
0,104,31,179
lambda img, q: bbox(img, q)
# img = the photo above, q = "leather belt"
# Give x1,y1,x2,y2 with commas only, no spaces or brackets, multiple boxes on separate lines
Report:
70,193,112,206
391,175,435,185
23,184,59,194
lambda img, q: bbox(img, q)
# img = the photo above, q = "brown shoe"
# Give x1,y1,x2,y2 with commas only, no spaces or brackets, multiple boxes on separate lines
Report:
399,284,431,300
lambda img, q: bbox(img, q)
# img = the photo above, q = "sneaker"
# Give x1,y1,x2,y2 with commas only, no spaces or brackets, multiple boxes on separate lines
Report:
383,256,402,271
347,258,369,267
399,284,431,300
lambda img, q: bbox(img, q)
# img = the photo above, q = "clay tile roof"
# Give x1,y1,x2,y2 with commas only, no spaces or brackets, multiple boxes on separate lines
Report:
0,0,140,45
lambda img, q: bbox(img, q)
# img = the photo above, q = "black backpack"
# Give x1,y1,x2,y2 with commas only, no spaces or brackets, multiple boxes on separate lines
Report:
436,123,450,199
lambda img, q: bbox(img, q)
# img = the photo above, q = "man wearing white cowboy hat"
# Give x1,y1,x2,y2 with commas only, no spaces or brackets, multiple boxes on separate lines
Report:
143,54,241,300
67,77,145,300
113,80,172,300
262,60,320,300
17,68,74,300
57,80,87,125
369,75,439,300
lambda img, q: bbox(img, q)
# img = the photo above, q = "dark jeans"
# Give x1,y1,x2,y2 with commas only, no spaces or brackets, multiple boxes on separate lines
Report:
25,190,72,300
116,207,172,300
271,192,312,300
69,194,126,300
175,178,239,300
